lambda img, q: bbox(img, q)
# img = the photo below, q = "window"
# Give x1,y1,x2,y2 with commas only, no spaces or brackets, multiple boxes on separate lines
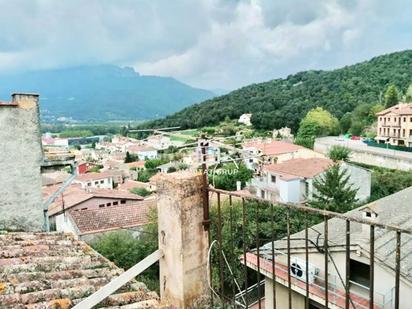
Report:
106,202,111,207
94,181,99,185
100,180,104,184
404,117,407,122
249,158,253,163
120,200,126,204
365,211,372,218
271,175,276,183
113,201,118,205
81,207,87,210
98,204,105,208
403,129,406,137
260,190,265,199
350,259,370,288
87,182,91,186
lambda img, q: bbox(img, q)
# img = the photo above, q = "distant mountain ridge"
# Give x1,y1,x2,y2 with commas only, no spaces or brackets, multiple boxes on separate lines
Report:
0,65,215,122
141,50,412,131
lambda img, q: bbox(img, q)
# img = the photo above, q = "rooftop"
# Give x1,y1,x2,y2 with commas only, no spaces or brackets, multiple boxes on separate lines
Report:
376,102,412,116
255,186,412,283
263,157,334,180
0,232,159,308
44,185,144,216
243,140,303,156
69,200,155,235
75,172,114,182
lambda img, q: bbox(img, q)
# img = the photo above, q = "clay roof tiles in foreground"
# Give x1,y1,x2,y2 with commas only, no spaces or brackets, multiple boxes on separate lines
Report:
0,232,159,308
263,157,334,180
69,200,156,235
243,140,303,156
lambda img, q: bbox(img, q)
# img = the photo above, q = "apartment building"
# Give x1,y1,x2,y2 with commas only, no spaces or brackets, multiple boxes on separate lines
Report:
376,103,412,146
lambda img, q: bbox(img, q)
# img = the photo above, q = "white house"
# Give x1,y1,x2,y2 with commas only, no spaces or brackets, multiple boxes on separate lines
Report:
146,134,172,150
245,186,412,309
127,144,158,160
73,172,114,189
238,113,253,126
250,158,371,204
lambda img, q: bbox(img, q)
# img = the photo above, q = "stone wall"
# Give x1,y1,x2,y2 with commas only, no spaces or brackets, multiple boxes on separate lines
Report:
0,93,44,231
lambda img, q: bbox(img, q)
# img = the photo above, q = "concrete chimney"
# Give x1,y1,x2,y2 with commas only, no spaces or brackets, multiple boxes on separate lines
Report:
236,181,242,191
0,93,44,231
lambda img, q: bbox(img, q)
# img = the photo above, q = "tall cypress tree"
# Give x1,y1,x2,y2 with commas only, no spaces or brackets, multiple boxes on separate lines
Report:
384,84,399,108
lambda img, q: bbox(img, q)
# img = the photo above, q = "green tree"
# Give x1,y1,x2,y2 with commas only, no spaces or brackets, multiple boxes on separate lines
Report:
130,187,151,197
212,163,254,191
384,84,399,108
309,165,358,212
406,84,412,102
297,107,340,140
124,151,133,163
327,146,351,162
339,112,352,133
91,212,158,291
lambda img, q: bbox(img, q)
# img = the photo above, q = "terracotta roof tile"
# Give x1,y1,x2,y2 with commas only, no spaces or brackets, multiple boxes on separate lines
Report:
44,185,144,216
69,200,156,235
243,140,302,155
0,232,159,308
376,102,412,116
263,158,334,179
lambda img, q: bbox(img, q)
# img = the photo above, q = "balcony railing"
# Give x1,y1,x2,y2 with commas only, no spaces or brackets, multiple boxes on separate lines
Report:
205,186,409,309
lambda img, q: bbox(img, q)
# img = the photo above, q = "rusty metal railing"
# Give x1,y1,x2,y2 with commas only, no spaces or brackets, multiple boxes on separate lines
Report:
205,186,411,309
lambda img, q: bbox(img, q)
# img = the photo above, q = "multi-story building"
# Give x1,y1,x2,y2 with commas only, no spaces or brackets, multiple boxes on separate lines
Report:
250,158,371,204
376,103,412,146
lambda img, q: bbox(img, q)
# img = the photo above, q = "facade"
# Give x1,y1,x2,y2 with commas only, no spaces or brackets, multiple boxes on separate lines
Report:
74,172,114,189
246,186,412,309
147,134,172,150
0,93,44,231
238,113,253,126
127,144,158,160
376,103,412,146
77,161,98,174
250,158,371,204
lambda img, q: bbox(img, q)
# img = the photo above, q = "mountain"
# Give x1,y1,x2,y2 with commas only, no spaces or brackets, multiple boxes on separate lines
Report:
141,50,412,132
0,65,215,122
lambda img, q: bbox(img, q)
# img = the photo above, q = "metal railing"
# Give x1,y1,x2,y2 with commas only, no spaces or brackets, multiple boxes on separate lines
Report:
204,185,411,309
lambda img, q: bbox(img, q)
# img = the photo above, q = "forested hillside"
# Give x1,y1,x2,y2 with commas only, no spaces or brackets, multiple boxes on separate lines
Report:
141,50,412,131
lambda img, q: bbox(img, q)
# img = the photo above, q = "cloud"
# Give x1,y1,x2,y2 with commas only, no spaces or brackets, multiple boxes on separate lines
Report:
0,0,411,89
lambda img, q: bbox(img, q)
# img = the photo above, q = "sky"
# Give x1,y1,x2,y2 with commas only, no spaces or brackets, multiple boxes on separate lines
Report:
0,0,412,90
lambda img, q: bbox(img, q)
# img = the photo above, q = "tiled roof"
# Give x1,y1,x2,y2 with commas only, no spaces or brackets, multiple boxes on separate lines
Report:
126,161,146,169
69,200,156,235
117,180,152,192
0,101,18,107
44,185,144,216
0,232,159,308
75,172,114,182
263,158,333,179
127,145,157,153
376,102,412,116
243,140,302,155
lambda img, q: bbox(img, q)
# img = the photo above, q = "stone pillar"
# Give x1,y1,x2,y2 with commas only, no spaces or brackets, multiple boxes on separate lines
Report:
155,171,210,308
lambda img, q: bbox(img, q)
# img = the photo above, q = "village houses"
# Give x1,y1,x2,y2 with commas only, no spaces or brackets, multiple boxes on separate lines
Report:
376,103,412,146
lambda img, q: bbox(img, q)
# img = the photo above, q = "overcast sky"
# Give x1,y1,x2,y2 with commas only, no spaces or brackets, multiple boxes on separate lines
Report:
0,0,411,90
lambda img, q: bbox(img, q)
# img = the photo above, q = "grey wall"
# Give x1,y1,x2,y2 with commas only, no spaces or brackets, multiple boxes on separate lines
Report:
0,93,44,231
